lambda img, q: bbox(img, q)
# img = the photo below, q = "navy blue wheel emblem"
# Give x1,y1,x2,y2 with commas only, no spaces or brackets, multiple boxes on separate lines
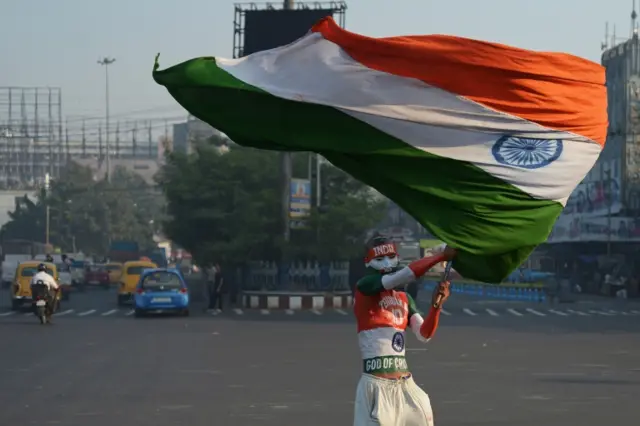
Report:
391,332,405,352
492,136,563,169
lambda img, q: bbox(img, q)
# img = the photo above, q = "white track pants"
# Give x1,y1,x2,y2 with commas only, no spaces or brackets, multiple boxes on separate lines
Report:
353,374,434,426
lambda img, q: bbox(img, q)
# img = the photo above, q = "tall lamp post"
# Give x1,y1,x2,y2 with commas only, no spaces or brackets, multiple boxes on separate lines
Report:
44,173,50,246
98,57,115,182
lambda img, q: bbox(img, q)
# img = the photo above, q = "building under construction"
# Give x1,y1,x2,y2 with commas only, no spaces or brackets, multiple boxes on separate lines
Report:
0,87,65,188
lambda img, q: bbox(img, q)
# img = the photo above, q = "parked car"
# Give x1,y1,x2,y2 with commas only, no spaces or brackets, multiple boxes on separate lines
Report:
84,264,110,289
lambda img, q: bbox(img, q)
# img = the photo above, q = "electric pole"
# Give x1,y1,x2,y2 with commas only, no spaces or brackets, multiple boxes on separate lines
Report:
98,57,115,182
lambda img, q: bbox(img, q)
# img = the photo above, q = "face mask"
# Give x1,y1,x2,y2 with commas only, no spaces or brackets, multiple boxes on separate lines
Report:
366,255,399,274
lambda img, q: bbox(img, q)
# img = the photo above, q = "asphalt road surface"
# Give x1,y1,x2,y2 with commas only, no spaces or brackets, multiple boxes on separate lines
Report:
1,287,639,426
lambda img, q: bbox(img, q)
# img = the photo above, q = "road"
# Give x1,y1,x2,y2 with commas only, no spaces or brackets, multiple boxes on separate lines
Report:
1,287,639,426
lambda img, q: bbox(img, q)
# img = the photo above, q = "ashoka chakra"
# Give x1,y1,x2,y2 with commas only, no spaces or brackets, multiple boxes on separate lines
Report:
492,136,563,169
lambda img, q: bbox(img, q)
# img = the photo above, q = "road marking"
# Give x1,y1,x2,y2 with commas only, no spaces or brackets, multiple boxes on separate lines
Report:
440,309,451,316
525,308,546,317
335,309,348,315
311,309,322,315
260,309,270,315
0,311,16,317
548,309,568,316
233,308,243,315
567,309,589,316
125,310,134,316
589,310,614,316
77,309,96,317
631,310,640,315
23,312,32,316
284,309,294,315
462,308,476,316
101,309,117,316
507,308,523,317
55,309,73,316
486,308,499,317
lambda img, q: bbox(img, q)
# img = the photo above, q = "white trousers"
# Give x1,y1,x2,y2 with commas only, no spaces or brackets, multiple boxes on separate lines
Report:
353,374,434,426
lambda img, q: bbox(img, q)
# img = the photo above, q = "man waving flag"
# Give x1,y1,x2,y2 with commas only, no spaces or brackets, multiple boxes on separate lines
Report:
153,17,607,283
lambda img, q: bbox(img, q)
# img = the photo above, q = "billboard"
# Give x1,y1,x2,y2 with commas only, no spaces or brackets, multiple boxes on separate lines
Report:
290,178,311,228
560,158,622,218
243,9,335,56
547,216,640,243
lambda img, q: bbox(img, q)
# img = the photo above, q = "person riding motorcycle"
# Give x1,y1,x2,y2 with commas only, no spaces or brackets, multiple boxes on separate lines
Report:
30,263,60,313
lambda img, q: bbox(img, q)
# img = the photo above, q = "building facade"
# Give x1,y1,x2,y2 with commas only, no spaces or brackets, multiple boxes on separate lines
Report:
547,34,640,245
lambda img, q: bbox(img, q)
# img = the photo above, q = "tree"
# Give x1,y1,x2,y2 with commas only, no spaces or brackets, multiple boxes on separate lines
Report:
1,162,159,254
157,143,387,267
157,143,282,267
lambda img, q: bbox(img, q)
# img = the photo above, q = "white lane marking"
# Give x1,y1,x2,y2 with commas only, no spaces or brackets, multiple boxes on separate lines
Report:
589,310,614,316
631,310,640,315
507,308,523,317
125,310,134,316
486,308,499,317
260,309,270,315
101,309,117,316
335,309,348,315
233,308,243,315
440,309,451,316
567,309,589,316
77,309,96,317
0,311,16,317
55,309,73,316
526,308,546,317
462,308,476,316
284,309,295,315
311,309,322,315
548,309,568,316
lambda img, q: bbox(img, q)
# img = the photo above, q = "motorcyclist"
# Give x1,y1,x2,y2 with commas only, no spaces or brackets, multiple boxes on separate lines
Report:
30,263,60,314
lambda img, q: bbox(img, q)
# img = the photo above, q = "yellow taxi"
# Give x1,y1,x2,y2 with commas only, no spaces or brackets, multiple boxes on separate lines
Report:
117,260,157,305
11,261,61,311
105,262,123,285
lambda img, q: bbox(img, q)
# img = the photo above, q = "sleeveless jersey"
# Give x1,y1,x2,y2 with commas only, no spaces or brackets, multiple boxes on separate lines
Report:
354,288,411,375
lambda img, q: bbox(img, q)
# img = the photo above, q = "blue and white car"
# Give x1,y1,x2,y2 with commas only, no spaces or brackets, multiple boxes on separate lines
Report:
133,268,189,317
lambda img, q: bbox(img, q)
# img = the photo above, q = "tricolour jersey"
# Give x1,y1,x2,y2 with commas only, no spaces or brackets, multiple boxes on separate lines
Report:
354,273,421,375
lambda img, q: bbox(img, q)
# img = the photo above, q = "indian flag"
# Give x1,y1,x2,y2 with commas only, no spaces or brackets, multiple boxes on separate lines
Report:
153,17,607,283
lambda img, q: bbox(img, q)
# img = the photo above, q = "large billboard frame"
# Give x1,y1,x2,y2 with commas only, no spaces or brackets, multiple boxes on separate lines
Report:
233,1,347,59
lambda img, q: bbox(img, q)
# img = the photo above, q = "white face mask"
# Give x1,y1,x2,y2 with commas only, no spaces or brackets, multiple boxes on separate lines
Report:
366,255,399,273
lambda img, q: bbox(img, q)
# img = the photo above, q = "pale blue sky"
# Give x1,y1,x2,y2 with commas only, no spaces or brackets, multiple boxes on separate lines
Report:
1,0,634,119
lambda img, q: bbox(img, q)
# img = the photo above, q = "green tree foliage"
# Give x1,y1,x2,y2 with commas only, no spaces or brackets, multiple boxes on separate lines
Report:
157,142,386,266
0,162,161,254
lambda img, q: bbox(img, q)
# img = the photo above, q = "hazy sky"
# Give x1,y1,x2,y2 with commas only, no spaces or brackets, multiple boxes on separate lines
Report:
1,0,635,120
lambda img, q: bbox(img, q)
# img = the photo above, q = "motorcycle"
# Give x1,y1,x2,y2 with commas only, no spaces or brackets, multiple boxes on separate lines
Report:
31,283,55,325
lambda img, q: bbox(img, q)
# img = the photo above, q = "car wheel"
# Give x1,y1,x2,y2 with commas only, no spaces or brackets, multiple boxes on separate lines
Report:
182,309,190,317
134,309,144,318
10,300,20,311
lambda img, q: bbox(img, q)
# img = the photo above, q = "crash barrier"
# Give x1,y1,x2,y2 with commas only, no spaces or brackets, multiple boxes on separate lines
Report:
242,290,353,310
422,280,548,302
244,261,350,292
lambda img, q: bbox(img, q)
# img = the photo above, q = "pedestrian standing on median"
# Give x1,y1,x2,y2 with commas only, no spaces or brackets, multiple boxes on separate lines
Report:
206,264,217,311
211,263,224,312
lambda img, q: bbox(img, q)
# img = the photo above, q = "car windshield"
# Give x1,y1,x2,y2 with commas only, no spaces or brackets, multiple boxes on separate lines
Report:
21,267,54,277
126,266,148,275
140,272,182,289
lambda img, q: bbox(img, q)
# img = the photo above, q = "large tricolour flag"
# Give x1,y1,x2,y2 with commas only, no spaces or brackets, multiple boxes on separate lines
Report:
153,17,607,283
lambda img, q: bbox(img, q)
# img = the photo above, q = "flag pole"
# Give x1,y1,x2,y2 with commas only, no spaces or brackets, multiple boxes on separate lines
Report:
432,260,453,309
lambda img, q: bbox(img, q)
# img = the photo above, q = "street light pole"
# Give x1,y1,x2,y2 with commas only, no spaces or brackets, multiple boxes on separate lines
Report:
45,173,50,246
98,57,115,183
